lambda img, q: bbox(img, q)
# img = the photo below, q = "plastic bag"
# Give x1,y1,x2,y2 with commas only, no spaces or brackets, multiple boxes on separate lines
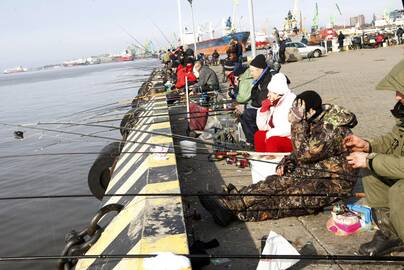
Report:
143,252,191,270
256,231,300,270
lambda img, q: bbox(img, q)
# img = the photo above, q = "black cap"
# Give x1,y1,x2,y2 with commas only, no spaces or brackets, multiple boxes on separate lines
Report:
295,90,323,119
250,54,267,69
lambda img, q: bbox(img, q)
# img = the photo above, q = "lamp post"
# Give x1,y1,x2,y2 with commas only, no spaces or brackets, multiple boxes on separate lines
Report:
190,2,198,53
247,0,257,58
176,0,184,46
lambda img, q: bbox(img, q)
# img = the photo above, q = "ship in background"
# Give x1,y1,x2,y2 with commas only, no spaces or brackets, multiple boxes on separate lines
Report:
183,16,250,55
3,66,27,74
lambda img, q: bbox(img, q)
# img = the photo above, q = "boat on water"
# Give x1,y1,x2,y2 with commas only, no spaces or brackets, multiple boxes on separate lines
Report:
3,65,27,74
185,30,250,55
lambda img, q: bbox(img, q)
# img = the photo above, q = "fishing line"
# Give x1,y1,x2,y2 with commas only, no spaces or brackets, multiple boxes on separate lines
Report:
0,253,402,262
0,192,361,201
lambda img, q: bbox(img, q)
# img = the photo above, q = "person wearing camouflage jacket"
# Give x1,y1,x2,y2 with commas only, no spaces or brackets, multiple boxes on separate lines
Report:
200,91,358,226
346,59,404,256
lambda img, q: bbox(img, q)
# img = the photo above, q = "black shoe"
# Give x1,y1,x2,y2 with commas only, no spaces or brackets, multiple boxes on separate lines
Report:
198,193,235,227
359,230,403,256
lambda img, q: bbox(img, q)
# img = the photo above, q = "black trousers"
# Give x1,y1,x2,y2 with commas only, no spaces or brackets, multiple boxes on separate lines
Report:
240,108,258,144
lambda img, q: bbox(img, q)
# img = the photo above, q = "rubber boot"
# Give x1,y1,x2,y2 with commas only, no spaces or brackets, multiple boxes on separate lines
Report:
198,193,235,227
359,208,403,256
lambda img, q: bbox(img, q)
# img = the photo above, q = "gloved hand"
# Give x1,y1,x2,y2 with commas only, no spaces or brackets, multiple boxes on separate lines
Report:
288,99,305,123
260,99,272,113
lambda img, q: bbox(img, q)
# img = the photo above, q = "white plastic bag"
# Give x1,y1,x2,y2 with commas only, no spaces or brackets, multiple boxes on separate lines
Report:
256,231,300,270
143,252,191,270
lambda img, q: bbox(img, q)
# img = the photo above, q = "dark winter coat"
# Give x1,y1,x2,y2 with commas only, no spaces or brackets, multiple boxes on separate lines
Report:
221,104,359,222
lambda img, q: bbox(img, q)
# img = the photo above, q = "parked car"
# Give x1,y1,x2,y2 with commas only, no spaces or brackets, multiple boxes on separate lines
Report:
285,42,326,58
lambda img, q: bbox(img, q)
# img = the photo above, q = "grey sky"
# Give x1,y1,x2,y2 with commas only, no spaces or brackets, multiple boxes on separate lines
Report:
0,0,401,70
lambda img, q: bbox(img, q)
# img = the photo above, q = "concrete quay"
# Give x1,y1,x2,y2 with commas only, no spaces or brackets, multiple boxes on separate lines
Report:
174,46,404,270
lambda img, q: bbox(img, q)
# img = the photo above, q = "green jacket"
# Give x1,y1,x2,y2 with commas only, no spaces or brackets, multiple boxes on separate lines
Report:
236,68,253,104
376,59,404,93
369,59,404,179
369,120,404,180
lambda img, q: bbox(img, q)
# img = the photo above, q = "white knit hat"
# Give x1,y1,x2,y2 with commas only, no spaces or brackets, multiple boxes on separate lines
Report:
267,73,290,95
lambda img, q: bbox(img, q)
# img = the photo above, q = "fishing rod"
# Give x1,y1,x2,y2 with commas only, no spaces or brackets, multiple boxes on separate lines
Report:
151,20,174,48
0,122,224,152
57,100,132,120
37,122,236,150
13,120,361,180
97,102,235,119
1,253,403,263
13,117,360,180
87,109,234,124
0,151,196,159
86,112,234,124
5,119,360,180
117,25,149,51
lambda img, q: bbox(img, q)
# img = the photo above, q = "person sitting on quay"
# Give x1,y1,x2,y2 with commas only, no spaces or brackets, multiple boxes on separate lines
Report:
191,60,220,94
254,73,296,153
238,54,273,145
200,91,359,226
345,59,404,256
174,57,197,90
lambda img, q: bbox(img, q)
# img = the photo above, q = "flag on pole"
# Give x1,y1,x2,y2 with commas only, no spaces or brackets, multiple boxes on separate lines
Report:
335,3,342,16
187,0,192,5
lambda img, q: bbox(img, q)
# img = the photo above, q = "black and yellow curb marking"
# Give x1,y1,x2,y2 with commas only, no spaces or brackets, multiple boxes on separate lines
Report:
76,88,189,270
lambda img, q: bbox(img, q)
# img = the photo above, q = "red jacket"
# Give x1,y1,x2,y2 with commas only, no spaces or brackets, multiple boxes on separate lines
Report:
175,63,197,89
376,34,384,43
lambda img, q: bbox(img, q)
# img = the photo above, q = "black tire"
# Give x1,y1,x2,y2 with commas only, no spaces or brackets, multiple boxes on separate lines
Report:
120,108,144,137
88,142,123,200
313,49,322,58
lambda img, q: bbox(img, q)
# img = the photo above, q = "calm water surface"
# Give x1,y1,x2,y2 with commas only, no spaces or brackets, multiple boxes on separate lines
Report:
0,60,159,269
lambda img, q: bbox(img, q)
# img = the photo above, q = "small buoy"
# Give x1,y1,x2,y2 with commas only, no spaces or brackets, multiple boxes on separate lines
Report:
14,131,24,139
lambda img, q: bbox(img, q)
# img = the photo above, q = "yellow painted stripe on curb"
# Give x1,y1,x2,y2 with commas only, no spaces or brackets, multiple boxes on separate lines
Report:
75,195,146,269
147,154,176,168
150,122,170,130
112,235,189,270
149,135,172,145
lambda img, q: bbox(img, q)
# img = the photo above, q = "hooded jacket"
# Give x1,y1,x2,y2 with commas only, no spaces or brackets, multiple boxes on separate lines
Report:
193,65,219,90
220,103,359,222
369,59,404,179
256,91,296,139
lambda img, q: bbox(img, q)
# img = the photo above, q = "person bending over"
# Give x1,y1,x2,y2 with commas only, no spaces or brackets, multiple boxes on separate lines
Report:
345,59,404,256
191,61,220,93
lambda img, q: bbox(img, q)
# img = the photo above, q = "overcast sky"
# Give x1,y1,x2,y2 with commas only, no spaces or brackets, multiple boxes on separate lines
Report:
0,0,401,70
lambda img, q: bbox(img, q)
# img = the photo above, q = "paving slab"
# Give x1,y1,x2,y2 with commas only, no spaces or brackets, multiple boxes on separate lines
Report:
173,46,404,269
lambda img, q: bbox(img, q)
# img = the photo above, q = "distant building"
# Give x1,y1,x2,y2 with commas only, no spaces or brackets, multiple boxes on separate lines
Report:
350,15,365,27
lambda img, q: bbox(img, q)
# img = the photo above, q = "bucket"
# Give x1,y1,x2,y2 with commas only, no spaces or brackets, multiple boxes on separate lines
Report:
250,154,286,184
180,140,197,158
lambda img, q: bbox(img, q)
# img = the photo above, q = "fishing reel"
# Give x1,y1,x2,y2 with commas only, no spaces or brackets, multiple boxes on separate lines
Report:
208,151,250,169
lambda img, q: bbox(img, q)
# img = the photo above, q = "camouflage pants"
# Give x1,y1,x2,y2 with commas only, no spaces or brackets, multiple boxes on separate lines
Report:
221,175,349,222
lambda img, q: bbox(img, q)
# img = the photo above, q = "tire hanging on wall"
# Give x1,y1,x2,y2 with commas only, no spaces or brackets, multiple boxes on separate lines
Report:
88,142,123,200
120,108,144,138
